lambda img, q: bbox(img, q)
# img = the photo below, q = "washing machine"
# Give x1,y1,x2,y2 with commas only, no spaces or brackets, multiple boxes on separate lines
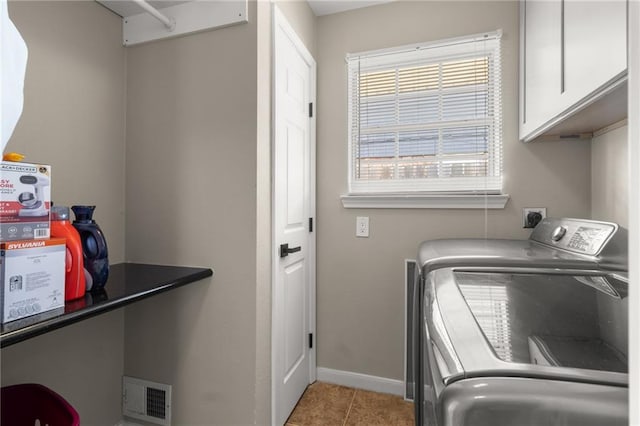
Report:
412,218,628,426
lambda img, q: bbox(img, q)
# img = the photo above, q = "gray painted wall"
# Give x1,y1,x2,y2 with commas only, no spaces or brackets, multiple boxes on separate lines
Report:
1,1,318,424
255,2,273,423
1,1,610,423
315,1,591,381
123,2,261,424
1,2,126,424
591,124,628,227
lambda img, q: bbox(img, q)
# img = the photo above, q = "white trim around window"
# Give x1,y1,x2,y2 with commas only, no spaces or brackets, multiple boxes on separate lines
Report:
345,30,506,208
340,193,510,209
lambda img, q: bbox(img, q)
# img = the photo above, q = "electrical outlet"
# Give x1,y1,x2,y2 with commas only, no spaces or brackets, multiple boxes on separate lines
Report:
356,216,369,237
523,207,546,229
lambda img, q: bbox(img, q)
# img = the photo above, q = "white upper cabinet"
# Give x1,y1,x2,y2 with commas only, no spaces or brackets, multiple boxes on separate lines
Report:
520,0,628,142
520,0,562,138
563,1,627,104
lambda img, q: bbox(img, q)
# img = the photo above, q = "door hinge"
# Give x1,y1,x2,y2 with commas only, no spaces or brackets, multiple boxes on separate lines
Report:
309,333,313,349
309,102,313,118
309,217,313,233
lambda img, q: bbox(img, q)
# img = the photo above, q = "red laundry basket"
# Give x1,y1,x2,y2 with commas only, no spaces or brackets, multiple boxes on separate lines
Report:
1,383,80,426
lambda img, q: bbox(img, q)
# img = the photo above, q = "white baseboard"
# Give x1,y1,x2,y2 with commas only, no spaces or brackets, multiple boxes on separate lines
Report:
316,367,404,396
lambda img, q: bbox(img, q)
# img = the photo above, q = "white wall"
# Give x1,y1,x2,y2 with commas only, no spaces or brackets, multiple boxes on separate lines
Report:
315,0,591,381
1,2,126,424
591,124,628,227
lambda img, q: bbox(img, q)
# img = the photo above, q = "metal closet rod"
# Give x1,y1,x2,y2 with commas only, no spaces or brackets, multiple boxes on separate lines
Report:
131,0,176,30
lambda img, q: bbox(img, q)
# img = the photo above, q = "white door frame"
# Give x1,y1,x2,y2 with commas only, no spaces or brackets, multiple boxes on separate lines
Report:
628,2,639,424
271,5,317,425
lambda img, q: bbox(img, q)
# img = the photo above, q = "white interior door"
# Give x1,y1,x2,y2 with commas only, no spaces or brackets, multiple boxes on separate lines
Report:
272,6,316,426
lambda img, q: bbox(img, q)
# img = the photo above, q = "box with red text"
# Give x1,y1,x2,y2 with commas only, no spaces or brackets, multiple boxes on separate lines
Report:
0,161,51,241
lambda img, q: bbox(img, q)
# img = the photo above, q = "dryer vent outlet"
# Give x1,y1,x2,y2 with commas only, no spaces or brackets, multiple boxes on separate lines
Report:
122,376,172,426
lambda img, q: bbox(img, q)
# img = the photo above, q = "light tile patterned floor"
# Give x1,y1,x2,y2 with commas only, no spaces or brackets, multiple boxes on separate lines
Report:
286,382,414,426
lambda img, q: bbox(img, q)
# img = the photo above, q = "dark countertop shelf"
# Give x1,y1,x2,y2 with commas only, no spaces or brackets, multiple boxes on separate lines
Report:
1,262,213,348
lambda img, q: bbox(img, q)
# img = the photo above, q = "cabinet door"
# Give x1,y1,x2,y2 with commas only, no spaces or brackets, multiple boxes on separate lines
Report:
521,0,562,139
563,0,627,106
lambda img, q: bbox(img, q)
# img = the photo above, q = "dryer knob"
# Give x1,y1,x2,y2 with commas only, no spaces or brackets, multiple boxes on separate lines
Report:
552,226,567,242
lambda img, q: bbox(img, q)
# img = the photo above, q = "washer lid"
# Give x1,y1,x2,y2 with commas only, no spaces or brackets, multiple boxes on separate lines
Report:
432,268,629,386
417,219,627,276
417,238,597,276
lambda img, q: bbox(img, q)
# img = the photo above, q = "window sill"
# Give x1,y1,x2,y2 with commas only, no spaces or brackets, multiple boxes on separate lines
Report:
340,193,510,209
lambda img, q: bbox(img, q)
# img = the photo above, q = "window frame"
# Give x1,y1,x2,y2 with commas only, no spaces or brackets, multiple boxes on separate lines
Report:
345,31,507,208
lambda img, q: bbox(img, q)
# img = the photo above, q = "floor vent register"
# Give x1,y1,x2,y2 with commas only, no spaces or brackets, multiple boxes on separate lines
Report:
122,376,172,426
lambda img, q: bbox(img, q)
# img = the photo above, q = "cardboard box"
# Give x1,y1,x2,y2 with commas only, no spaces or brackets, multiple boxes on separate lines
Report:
0,238,65,323
0,161,51,241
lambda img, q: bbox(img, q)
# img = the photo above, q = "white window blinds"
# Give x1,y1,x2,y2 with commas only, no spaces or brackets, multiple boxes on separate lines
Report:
347,31,503,194
458,283,513,362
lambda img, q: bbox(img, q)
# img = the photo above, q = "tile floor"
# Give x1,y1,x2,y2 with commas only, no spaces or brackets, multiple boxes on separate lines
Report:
286,382,414,426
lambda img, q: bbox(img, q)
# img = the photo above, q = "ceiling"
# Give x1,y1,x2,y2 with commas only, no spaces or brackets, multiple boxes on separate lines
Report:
97,0,395,18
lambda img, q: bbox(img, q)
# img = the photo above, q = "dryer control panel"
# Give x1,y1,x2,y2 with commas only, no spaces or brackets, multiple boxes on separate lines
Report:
530,218,618,256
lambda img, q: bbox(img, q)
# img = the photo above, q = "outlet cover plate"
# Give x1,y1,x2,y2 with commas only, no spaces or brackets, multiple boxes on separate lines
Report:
356,216,369,237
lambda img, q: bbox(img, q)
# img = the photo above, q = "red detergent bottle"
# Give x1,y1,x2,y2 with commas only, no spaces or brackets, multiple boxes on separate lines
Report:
50,205,86,301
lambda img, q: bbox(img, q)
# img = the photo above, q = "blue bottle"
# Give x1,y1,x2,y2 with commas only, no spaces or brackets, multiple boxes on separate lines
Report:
71,205,109,291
